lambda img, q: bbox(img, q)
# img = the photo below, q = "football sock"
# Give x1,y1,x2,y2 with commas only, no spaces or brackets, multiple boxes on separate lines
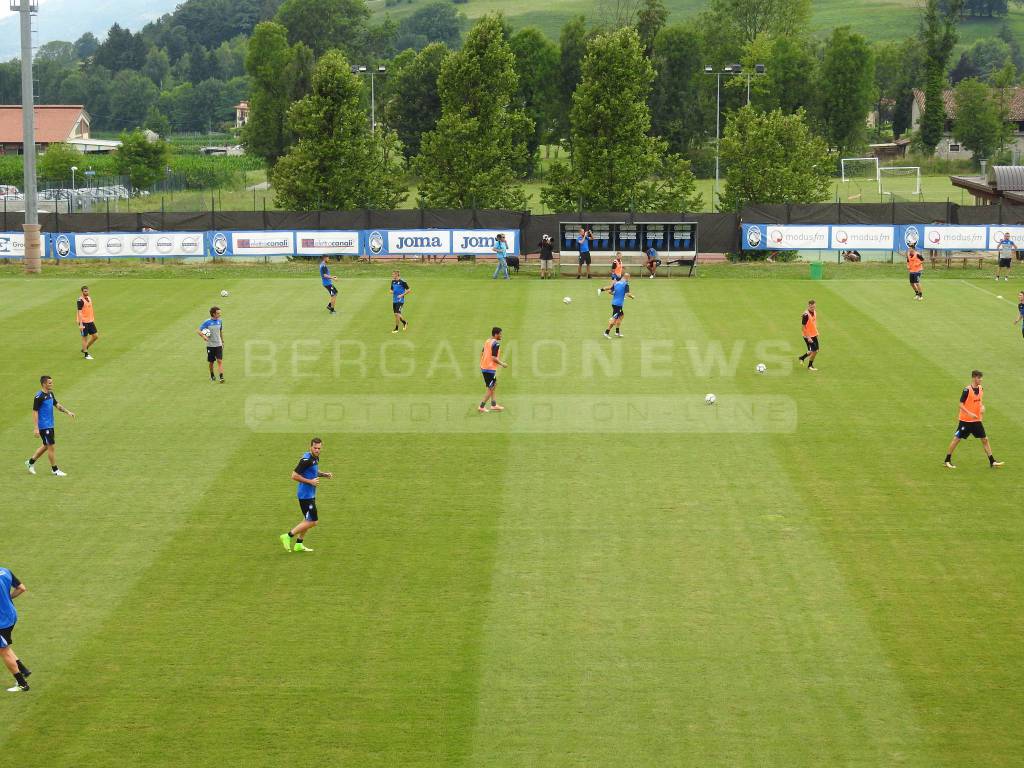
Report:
401,319,407,326
807,360,814,368
51,466,58,472
16,660,29,676
28,458,35,466
296,538,303,544
945,454,952,462
799,354,807,361
394,325,399,331
491,400,497,407
480,401,486,408
288,531,295,538
989,455,998,465
13,673,27,688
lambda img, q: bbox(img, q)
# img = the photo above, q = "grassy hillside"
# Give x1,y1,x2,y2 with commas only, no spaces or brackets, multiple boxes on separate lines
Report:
371,0,1024,47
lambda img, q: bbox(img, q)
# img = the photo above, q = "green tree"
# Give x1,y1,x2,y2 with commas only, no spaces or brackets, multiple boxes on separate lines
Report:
950,38,1013,83
635,0,668,58
763,37,818,115
73,32,100,59
272,50,407,210
510,27,560,173
38,143,83,183
556,15,590,147
93,23,148,72
650,24,706,153
114,130,171,189
383,44,447,159
143,47,171,88
541,27,702,212
873,38,924,139
415,14,532,209
920,0,963,152
952,78,1004,161
719,106,832,210
274,0,370,58
108,70,160,131
818,27,875,154
705,0,811,46
242,21,311,165
144,106,172,137
396,2,463,50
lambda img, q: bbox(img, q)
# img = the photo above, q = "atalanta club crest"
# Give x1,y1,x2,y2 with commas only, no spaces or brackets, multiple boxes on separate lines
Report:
212,233,228,256
54,235,71,258
903,225,919,248
746,227,762,248
368,231,384,256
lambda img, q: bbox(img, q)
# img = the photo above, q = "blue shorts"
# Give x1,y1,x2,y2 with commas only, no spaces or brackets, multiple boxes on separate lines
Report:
481,370,497,388
611,304,624,319
393,302,404,314
39,428,55,446
299,498,318,522
324,283,338,297
0,625,12,648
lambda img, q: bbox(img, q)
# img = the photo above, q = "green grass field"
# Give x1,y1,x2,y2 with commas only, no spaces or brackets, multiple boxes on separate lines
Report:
370,0,1024,48
2,261,1023,766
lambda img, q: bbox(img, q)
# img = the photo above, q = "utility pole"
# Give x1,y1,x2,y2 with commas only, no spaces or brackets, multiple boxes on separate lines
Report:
14,0,41,273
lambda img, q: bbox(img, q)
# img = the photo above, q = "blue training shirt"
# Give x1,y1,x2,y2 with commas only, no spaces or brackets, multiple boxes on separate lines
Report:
33,390,57,430
391,279,409,303
578,234,590,253
611,280,629,305
0,568,19,629
295,451,319,500
320,261,332,287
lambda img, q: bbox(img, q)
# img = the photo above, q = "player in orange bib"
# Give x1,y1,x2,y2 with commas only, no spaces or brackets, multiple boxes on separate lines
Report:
797,299,819,371
478,326,508,413
610,252,624,281
76,285,99,360
944,370,1003,468
906,246,924,300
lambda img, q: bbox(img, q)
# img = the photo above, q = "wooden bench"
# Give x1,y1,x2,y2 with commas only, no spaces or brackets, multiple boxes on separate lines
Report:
555,251,697,277
928,253,985,269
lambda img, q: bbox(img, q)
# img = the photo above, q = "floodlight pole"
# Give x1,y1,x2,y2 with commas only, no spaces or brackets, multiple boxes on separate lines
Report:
352,65,387,134
704,63,766,212
14,0,40,273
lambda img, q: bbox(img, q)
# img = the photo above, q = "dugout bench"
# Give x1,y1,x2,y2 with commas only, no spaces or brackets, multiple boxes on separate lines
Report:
557,221,699,277
928,252,986,269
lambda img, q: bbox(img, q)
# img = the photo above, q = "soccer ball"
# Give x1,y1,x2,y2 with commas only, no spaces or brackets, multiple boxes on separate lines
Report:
756,363,767,373
705,393,716,406
563,296,572,304
200,327,212,338
220,290,229,297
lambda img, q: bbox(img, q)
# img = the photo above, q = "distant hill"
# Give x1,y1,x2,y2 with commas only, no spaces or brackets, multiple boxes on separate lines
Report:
369,0,1024,47
0,0,180,60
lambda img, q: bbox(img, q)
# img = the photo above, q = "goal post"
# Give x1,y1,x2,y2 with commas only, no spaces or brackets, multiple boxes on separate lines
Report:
840,157,880,184
879,166,922,197
840,157,880,199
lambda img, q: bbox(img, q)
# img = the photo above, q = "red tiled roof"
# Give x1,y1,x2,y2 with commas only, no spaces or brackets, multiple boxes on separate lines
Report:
914,87,1024,121
0,105,89,144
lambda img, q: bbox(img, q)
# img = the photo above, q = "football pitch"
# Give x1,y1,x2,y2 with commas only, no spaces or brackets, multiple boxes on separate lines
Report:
1,262,1022,766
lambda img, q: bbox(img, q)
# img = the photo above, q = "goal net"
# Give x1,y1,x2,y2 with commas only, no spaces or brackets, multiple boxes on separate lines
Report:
879,166,922,198
840,157,880,200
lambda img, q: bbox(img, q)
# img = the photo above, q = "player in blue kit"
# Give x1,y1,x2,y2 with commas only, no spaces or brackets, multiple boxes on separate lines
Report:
390,270,410,333
598,272,635,338
320,255,338,314
1013,291,1024,338
0,565,31,692
25,375,75,477
280,438,333,553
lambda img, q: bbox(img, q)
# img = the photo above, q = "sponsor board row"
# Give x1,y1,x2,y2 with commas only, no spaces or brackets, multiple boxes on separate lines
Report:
742,224,1024,251
0,229,521,259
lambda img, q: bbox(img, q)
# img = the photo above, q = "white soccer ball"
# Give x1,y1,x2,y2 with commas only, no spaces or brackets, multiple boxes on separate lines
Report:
756,363,767,373
200,327,212,338
705,393,716,406
220,290,229,297
563,296,572,304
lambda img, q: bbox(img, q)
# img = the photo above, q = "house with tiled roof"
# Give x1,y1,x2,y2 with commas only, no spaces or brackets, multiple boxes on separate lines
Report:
0,105,94,155
911,87,1024,160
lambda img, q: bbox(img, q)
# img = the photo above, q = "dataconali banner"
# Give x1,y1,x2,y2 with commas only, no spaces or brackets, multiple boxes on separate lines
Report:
743,224,1022,251
22,229,523,259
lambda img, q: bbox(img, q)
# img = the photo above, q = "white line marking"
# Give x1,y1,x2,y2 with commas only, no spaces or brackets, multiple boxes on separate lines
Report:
960,279,1011,303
